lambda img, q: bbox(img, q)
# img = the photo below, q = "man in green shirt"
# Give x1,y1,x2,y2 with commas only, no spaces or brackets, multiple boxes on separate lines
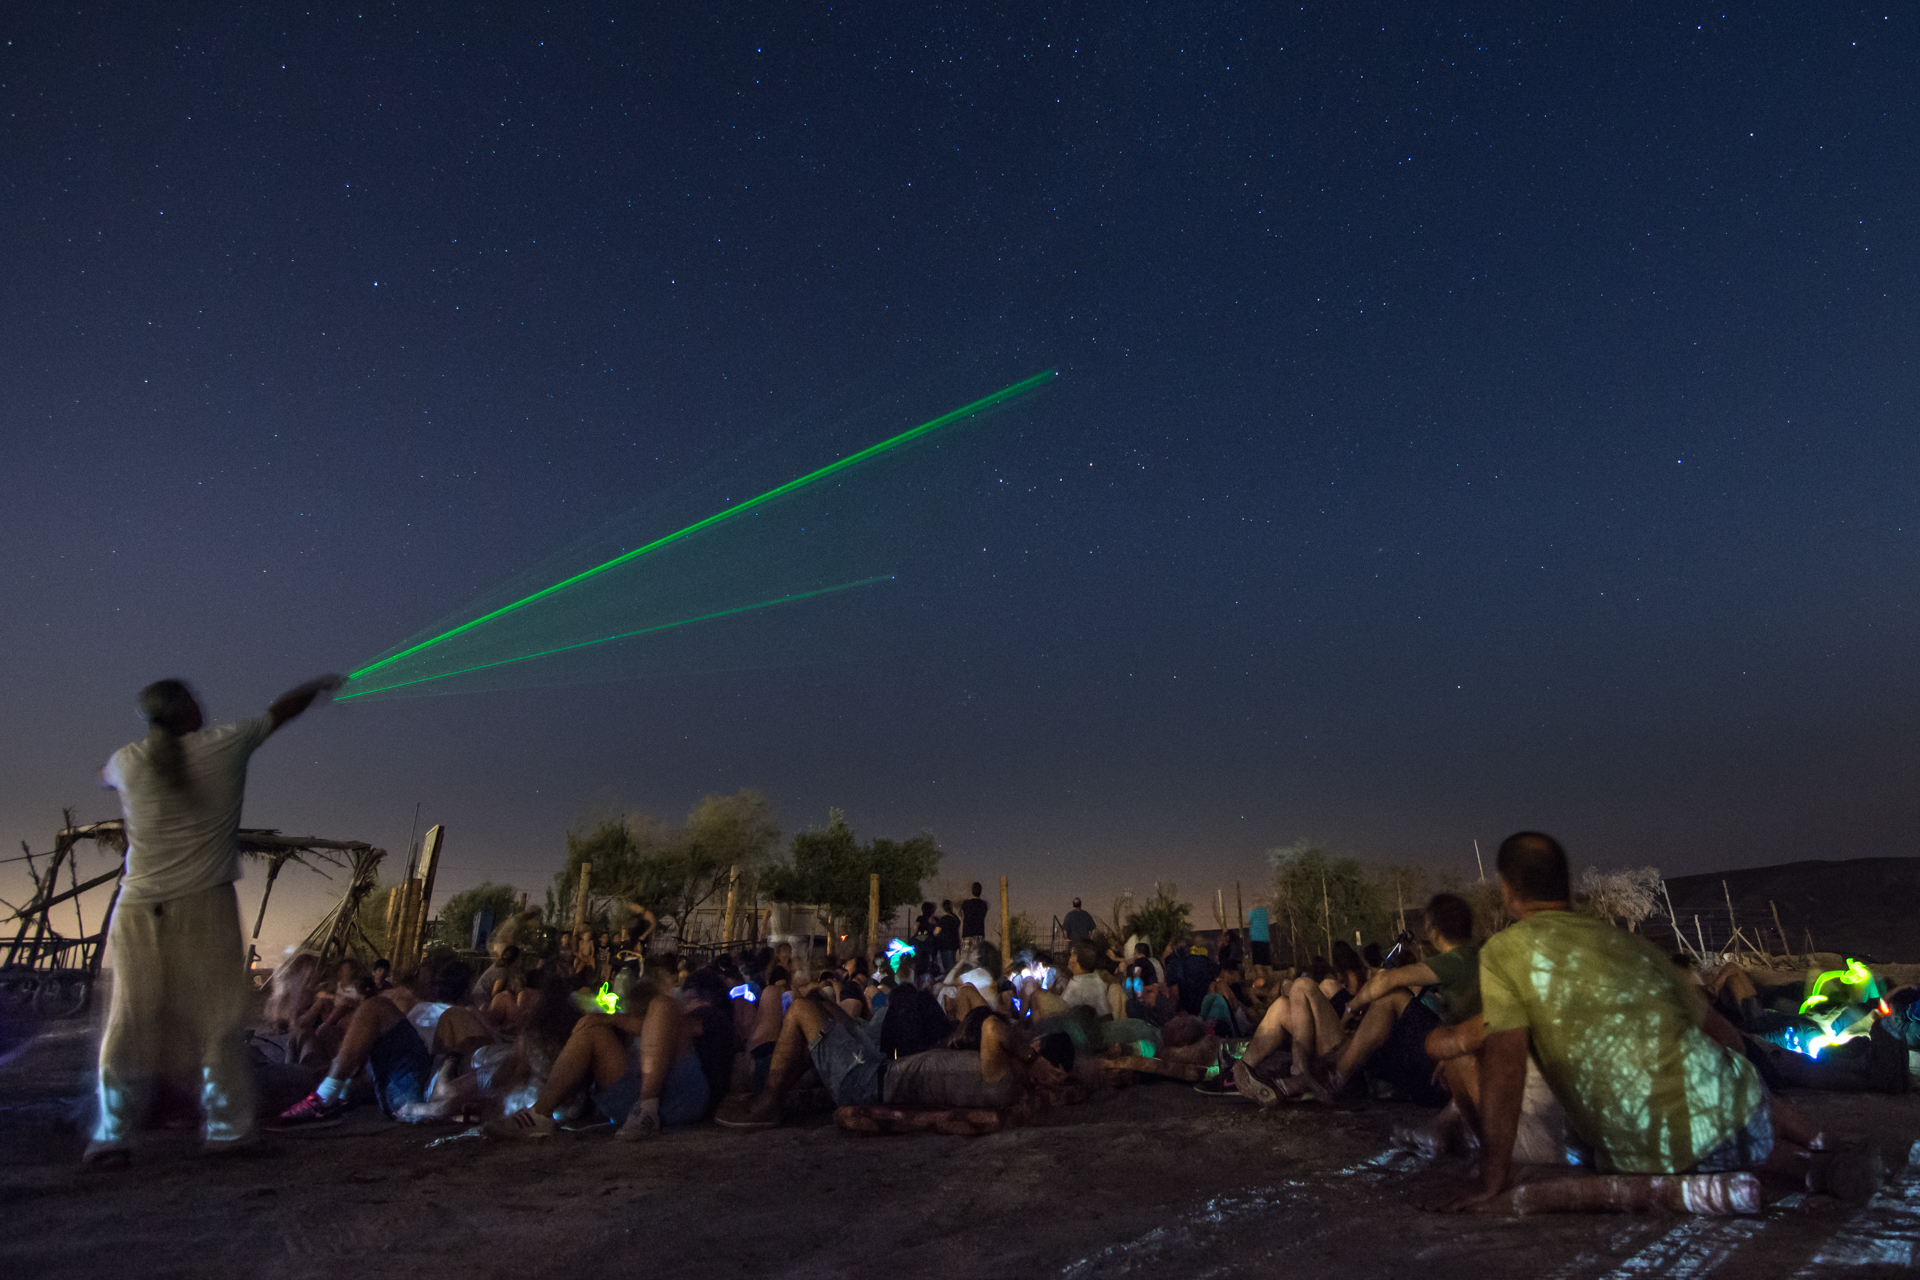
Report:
1430,831,1881,1210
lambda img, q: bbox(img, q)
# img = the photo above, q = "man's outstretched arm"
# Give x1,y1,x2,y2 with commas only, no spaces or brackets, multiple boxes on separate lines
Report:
268,674,345,730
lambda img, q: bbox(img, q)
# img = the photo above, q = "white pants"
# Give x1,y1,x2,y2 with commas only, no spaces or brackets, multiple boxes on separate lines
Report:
93,881,255,1145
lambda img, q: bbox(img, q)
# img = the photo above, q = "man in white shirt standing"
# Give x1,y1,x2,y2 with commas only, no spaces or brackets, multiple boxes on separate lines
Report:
89,673,342,1163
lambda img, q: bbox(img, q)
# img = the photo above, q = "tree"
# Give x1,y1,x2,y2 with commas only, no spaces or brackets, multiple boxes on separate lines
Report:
759,809,942,944
435,881,521,952
548,790,781,945
1122,883,1192,955
1268,842,1393,962
1578,866,1663,931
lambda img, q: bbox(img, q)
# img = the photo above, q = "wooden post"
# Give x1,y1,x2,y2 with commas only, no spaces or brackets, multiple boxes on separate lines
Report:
415,826,445,941
722,865,740,945
1473,839,1486,884
1770,901,1790,957
574,862,592,931
1721,880,1738,946
516,891,528,914
1235,881,1245,932
999,875,1011,968
867,872,881,961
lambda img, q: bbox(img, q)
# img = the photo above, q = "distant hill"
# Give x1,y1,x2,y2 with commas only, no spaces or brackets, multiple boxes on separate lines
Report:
1644,858,1920,963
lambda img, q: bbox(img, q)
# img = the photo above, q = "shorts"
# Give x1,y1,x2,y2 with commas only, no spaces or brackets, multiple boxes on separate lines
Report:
1249,941,1272,967
1690,1098,1776,1173
591,1045,711,1129
808,1020,885,1107
1364,997,1448,1108
367,1011,435,1116
882,1049,1018,1110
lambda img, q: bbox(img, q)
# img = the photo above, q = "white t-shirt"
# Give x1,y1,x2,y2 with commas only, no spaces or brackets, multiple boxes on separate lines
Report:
1062,972,1110,1017
104,716,276,904
408,1001,452,1051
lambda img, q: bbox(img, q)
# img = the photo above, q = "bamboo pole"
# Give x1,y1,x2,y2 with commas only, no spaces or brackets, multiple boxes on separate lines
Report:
722,865,740,945
1694,914,1708,957
999,875,1011,971
1770,901,1790,957
867,873,881,961
1722,880,1738,946
574,862,592,931
1235,881,1245,932
1473,839,1486,884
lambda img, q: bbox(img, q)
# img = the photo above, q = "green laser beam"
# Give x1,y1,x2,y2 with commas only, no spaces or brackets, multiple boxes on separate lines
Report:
337,576,892,699
349,369,1055,682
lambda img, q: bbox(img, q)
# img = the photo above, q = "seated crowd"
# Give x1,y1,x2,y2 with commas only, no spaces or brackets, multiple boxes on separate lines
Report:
255,834,1906,1207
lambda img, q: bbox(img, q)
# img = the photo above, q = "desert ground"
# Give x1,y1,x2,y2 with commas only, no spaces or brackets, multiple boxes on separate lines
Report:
3,1005,1918,1280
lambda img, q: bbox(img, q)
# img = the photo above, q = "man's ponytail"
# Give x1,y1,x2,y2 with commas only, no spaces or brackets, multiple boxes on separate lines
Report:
138,679,196,791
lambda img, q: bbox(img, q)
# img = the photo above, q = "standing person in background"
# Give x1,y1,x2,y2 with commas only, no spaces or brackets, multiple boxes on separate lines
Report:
1062,898,1096,946
959,882,990,945
934,900,962,974
90,673,343,1164
1246,897,1272,972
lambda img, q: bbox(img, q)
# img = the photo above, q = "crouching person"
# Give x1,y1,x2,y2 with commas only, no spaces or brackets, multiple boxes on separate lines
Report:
484,975,705,1141
1425,832,1882,1211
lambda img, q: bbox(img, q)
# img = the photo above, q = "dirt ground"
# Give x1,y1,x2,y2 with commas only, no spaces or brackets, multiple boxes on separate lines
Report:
3,1011,1919,1280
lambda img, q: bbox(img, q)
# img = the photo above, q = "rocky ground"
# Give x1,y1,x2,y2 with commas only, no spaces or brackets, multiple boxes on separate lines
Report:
3,1010,1918,1279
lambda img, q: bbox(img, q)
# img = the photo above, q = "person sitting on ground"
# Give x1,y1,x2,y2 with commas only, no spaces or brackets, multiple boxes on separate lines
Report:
471,945,522,1006
677,968,741,1122
271,959,495,1128
368,957,394,992
1232,943,1368,1103
1427,831,1882,1210
717,984,1066,1127
1161,933,1216,1018
1060,944,1111,1018
1276,894,1478,1110
1123,960,1176,1027
485,972,708,1141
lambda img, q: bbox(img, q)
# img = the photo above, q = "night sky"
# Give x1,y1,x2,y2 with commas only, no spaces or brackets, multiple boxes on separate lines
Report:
5,5,1916,955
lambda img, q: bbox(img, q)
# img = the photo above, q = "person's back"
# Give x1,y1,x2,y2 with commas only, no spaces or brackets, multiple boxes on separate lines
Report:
959,884,989,939
108,717,276,903
1062,900,1095,944
1483,906,1762,1173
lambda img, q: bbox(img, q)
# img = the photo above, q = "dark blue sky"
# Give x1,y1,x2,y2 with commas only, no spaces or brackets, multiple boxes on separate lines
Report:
5,4,1916,951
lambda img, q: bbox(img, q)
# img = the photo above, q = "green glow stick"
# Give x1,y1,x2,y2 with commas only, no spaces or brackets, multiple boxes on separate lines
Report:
347,369,1055,684
336,576,890,700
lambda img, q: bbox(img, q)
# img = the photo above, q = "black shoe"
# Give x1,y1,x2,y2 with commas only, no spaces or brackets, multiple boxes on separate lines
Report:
1193,1071,1243,1098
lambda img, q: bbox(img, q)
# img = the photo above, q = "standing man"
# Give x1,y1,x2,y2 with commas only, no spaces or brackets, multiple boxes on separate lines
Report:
934,900,962,974
958,882,990,951
1062,898,1096,946
1245,896,1272,973
90,673,342,1163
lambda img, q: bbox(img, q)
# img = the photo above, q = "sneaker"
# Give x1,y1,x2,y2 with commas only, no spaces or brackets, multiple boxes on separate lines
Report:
81,1138,133,1168
483,1108,557,1141
1232,1060,1280,1108
1193,1072,1242,1098
615,1107,660,1142
265,1092,347,1132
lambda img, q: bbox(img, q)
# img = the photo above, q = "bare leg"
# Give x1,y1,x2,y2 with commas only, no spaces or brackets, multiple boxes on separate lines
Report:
1330,991,1409,1083
744,996,831,1121
636,999,689,1103
1243,992,1293,1072
433,1006,494,1064
327,996,407,1079
530,1019,631,1115
954,983,988,1022
979,1015,1024,1085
